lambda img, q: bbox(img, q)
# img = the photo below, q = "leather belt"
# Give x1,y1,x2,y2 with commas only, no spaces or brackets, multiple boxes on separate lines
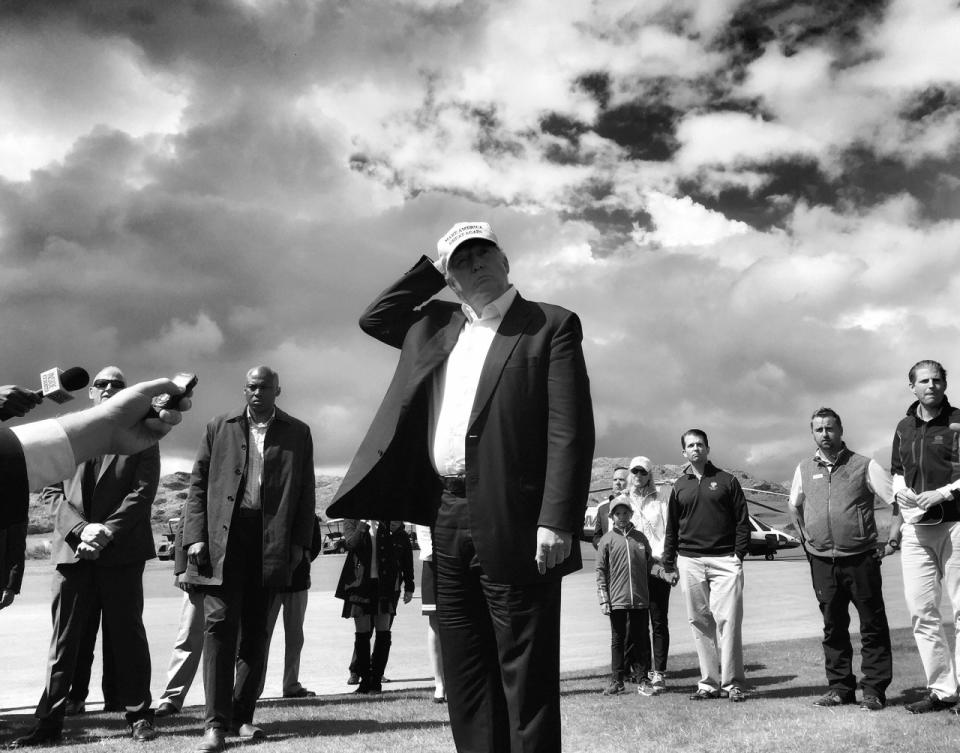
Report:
438,474,467,498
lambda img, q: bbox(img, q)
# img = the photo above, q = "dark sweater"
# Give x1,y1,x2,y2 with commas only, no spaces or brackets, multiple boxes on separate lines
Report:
891,398,960,523
663,462,750,568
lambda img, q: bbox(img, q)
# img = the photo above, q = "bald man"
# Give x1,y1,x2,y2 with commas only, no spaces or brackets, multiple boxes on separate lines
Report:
14,367,160,747
182,366,316,752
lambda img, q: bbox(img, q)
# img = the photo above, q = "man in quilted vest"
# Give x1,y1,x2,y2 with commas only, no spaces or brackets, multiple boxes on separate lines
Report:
788,407,894,711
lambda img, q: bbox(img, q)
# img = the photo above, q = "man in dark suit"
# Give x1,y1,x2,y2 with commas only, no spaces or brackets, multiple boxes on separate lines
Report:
328,222,595,753
13,366,160,747
182,366,316,752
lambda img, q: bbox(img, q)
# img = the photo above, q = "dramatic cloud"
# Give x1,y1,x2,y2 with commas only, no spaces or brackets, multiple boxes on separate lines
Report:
1,0,958,487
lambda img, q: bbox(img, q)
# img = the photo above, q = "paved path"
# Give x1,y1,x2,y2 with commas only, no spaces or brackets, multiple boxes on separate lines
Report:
0,546,927,712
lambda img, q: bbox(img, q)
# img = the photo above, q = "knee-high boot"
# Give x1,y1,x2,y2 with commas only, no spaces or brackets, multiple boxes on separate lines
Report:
369,630,392,694
353,632,372,694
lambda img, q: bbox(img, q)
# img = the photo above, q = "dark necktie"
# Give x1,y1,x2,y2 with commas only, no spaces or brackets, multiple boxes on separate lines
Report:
82,457,101,517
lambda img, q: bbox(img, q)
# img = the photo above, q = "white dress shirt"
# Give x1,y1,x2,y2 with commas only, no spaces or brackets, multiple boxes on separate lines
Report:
430,286,518,476
242,408,275,510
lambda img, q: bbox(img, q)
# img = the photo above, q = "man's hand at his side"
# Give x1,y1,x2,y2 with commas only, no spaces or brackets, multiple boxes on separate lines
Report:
534,526,572,575
289,544,305,568
187,542,210,569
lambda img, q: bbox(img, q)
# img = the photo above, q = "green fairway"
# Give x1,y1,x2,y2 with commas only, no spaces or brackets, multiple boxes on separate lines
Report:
3,626,957,752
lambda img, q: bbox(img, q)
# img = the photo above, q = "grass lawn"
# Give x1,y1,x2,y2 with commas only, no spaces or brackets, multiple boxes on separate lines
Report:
2,627,957,752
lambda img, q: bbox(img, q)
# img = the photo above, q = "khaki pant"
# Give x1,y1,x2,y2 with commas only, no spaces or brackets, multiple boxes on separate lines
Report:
677,554,745,692
901,521,960,701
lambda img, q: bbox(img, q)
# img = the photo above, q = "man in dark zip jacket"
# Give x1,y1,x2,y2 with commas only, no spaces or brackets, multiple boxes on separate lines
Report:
789,408,894,711
891,359,960,714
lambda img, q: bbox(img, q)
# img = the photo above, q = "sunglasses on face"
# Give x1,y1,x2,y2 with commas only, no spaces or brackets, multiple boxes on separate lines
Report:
93,379,126,390
630,468,648,476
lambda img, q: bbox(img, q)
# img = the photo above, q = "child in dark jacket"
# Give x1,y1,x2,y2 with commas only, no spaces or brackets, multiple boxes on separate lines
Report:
596,499,654,695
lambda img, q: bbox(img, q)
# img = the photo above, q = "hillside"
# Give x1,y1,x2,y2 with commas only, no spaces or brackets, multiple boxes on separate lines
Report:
25,458,795,536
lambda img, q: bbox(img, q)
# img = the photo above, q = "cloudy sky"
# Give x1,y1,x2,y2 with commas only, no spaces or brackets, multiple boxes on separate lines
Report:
2,0,959,487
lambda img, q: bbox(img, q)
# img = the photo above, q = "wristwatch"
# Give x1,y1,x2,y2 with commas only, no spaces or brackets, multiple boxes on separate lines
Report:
887,539,900,551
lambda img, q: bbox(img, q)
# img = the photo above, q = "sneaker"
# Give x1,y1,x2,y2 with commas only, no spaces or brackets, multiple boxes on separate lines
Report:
130,718,159,742
689,688,720,700
813,689,856,707
905,693,957,714
860,695,885,711
649,671,667,694
603,680,626,696
638,679,656,696
728,686,746,703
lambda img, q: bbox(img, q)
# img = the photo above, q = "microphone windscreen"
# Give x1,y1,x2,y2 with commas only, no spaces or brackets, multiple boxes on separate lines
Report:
60,367,90,391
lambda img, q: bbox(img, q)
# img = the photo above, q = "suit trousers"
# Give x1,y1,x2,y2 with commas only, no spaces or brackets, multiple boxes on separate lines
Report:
901,521,960,701
808,551,891,699
677,554,745,693
433,492,563,753
35,561,151,728
68,603,117,706
200,513,271,729
258,589,309,696
159,588,205,709
648,574,672,673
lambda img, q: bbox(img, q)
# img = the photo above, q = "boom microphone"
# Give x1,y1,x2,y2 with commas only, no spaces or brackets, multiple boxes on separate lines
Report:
38,366,90,404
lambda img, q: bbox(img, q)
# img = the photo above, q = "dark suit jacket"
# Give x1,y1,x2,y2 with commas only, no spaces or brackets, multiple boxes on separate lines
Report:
0,427,29,530
182,407,317,589
41,445,160,567
0,521,27,594
327,256,595,584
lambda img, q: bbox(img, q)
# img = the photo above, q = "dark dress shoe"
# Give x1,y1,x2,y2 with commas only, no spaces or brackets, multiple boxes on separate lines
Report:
154,701,179,717
282,687,316,698
64,700,85,716
196,728,225,752
232,723,265,740
130,718,159,742
906,693,957,714
10,726,62,748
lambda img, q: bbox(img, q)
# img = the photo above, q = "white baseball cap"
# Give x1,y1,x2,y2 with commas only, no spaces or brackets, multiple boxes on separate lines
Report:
436,222,499,273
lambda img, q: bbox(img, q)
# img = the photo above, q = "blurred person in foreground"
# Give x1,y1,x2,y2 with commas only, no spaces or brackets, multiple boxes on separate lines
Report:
327,221,594,753
789,407,894,711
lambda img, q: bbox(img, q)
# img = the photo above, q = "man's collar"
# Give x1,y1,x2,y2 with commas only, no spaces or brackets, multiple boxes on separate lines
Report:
682,461,714,477
461,285,517,323
907,397,953,421
814,443,848,465
245,406,277,426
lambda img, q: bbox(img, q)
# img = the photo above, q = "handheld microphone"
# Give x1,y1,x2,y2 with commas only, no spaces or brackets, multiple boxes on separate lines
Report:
38,366,90,404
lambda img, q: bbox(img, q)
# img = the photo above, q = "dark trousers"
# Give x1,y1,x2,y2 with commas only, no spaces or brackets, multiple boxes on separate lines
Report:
68,604,117,706
808,551,892,699
200,512,271,730
433,492,562,753
648,574,671,672
35,561,151,729
609,608,650,679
